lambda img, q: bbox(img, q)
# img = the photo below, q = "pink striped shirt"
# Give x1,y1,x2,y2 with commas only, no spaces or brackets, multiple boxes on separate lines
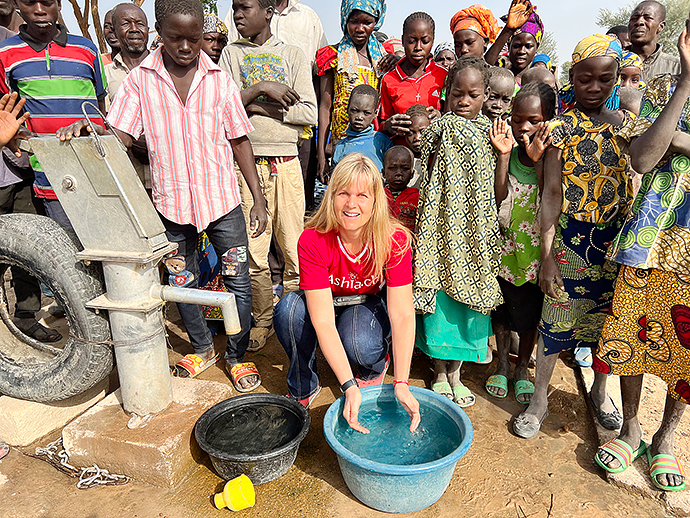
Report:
107,48,253,230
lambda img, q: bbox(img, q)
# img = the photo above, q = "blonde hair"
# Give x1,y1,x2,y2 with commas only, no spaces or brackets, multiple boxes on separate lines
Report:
307,153,412,281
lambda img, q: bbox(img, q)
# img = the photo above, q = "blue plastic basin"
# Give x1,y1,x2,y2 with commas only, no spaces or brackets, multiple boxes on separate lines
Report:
323,385,473,513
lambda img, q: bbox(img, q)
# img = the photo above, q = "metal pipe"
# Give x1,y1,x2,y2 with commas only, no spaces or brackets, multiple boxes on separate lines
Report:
153,285,241,336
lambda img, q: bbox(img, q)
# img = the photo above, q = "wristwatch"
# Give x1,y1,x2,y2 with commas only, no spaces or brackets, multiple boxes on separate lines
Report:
340,378,359,394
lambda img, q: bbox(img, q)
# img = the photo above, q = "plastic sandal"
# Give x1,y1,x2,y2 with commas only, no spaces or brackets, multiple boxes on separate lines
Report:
594,438,647,474
513,379,535,405
432,381,453,400
228,362,262,393
452,382,475,407
574,346,593,368
173,352,220,378
485,374,509,399
647,450,687,491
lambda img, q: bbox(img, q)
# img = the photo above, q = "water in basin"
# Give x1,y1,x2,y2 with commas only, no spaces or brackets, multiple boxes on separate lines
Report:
333,399,462,465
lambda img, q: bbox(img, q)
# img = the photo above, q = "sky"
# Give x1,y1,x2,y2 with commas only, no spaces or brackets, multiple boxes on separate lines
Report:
60,0,636,66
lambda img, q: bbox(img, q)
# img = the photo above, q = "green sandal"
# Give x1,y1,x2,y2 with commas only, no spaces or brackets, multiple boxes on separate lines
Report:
485,374,508,399
452,382,475,408
432,381,453,400
647,450,686,491
594,438,647,474
513,379,535,405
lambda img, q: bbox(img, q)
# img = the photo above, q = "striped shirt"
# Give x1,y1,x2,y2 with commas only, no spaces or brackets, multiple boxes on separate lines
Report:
107,48,253,230
0,25,107,198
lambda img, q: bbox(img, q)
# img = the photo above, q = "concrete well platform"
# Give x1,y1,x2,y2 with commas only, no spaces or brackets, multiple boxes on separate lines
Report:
62,376,232,488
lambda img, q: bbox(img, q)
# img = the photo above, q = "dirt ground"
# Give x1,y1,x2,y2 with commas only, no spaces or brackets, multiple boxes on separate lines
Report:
0,303,676,518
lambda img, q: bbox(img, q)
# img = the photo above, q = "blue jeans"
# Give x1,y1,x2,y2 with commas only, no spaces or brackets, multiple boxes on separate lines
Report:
274,290,390,399
161,206,252,363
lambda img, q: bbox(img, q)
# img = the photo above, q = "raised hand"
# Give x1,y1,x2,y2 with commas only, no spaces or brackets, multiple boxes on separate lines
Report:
524,121,552,162
505,0,535,30
490,118,514,155
0,93,29,153
678,23,690,84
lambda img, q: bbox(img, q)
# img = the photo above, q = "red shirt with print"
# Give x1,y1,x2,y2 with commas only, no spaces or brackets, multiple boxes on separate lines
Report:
298,228,412,296
385,187,419,232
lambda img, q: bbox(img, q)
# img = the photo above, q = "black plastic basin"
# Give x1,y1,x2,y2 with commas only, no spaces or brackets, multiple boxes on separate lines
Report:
195,393,310,485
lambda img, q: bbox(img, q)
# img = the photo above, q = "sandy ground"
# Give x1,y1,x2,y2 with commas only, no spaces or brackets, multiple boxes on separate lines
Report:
0,299,677,518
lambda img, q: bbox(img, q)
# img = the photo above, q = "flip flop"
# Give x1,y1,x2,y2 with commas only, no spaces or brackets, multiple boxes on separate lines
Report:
513,379,535,405
513,409,549,439
0,440,9,460
452,382,475,408
432,381,453,400
173,352,220,378
647,450,686,491
228,362,262,393
574,346,593,368
485,374,508,399
589,392,623,430
594,438,647,474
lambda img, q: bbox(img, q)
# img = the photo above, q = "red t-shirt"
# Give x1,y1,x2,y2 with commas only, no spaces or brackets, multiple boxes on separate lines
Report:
378,58,447,122
298,228,412,296
385,187,419,232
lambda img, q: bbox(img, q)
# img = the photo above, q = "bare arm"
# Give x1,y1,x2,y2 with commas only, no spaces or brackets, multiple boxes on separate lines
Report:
245,100,285,121
494,153,510,206
304,288,369,434
630,26,690,173
387,283,420,432
669,131,690,157
539,145,565,299
485,27,515,66
317,70,334,182
484,0,534,66
231,135,268,237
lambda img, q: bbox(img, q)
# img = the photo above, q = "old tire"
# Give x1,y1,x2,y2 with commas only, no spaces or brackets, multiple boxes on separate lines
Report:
0,214,112,402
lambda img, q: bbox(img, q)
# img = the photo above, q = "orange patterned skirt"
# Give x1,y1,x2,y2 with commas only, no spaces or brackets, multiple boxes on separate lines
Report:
594,265,690,403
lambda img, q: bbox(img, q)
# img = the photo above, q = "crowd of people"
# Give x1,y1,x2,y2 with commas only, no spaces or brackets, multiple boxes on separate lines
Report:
0,0,689,494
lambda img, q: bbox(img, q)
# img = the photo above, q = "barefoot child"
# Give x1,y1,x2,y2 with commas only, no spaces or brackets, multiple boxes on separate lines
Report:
414,56,513,407
483,67,515,121
403,104,430,188
485,82,555,403
332,84,392,170
593,21,690,492
514,34,634,438
383,146,418,232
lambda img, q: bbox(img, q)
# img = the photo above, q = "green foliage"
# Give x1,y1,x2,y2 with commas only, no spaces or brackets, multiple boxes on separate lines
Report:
201,0,218,15
596,0,690,57
560,60,572,85
538,31,559,66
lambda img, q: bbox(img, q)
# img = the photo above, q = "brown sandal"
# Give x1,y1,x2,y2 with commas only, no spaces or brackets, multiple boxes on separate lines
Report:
14,319,62,343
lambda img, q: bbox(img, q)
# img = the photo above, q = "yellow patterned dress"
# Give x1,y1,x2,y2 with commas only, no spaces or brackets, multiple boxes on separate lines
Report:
594,75,690,403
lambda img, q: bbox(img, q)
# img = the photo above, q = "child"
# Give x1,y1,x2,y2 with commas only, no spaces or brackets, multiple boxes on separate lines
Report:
483,67,515,121
202,13,229,64
403,104,430,188
58,0,269,390
485,82,555,404
593,23,690,492
380,12,446,140
520,66,557,90
414,55,513,407
316,0,387,181
498,7,543,86
219,0,317,354
620,50,645,89
383,146,418,232
332,85,392,171
514,34,633,438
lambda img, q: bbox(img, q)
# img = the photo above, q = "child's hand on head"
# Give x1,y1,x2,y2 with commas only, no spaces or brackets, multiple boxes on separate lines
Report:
385,113,412,135
505,0,535,30
524,121,552,162
490,118,514,155
426,106,441,121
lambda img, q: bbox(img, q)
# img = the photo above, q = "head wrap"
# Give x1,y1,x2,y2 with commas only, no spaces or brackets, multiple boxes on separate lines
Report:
433,41,455,59
450,5,500,44
338,0,387,77
501,10,544,46
383,38,403,55
531,53,552,69
204,14,228,36
620,51,645,89
572,34,622,66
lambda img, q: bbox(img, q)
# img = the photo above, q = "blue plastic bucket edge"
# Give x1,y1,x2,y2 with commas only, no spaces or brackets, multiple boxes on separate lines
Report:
323,385,473,476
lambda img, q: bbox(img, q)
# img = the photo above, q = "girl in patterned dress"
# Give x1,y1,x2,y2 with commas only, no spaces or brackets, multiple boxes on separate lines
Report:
593,23,690,492
413,56,513,407
513,34,634,438
485,82,556,404
316,0,389,183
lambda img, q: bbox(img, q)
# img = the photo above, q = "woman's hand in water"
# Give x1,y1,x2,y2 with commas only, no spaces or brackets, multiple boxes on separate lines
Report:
504,0,535,30
524,121,552,162
490,118,514,155
395,383,421,433
343,386,370,434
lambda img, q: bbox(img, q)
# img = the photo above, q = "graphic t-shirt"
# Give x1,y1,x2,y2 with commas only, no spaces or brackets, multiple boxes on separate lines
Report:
385,187,419,232
298,228,412,296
